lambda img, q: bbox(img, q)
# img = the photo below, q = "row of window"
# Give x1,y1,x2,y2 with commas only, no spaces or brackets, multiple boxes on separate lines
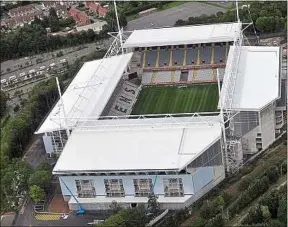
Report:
75,178,184,198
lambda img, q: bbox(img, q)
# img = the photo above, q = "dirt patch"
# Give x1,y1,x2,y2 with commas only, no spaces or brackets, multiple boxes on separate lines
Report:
49,194,70,213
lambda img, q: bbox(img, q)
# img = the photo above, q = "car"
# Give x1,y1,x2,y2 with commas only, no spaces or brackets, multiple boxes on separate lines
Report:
60,59,66,63
1,79,7,84
50,63,56,67
9,75,16,82
19,72,26,77
39,66,46,70
29,69,36,74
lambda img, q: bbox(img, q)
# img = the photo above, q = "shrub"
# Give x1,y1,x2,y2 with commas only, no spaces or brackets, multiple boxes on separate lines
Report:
191,217,207,227
266,166,280,183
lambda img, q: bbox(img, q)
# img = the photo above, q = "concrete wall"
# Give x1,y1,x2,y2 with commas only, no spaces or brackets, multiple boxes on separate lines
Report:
260,103,276,150
241,125,261,154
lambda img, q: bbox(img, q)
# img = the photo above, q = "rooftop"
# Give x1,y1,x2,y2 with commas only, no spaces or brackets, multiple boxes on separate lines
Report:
53,116,221,173
123,22,242,48
35,53,133,134
220,46,280,111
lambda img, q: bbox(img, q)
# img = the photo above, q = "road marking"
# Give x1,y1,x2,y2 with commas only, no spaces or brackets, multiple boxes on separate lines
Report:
34,214,61,221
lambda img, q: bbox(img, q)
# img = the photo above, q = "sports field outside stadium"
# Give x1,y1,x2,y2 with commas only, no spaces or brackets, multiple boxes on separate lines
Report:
131,83,219,115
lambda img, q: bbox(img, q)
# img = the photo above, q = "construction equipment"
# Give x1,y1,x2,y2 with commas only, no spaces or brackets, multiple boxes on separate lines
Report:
59,177,85,215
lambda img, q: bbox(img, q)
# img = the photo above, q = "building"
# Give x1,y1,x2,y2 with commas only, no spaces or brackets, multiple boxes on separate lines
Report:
36,22,283,210
8,4,37,17
1,9,43,29
76,21,107,33
86,2,109,18
54,4,68,18
69,8,90,26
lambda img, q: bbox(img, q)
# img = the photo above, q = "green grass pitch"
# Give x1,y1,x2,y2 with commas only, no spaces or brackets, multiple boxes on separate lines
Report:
131,84,219,115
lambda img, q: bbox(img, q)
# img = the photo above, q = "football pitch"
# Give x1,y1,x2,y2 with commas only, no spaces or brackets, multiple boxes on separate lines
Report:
131,84,219,115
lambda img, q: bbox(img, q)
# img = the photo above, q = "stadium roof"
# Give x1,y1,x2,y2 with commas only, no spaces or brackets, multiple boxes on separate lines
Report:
123,22,242,48
53,117,221,173
220,46,280,111
35,53,133,134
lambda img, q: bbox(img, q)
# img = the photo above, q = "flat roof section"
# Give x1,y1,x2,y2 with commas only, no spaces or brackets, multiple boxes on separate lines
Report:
220,46,280,111
35,53,133,134
53,118,221,173
123,22,242,48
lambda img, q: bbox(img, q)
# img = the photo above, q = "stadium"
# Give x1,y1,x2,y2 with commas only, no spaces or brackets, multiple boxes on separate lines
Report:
35,21,284,210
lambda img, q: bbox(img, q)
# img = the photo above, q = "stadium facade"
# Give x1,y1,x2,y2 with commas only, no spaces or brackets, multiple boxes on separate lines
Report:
35,22,285,210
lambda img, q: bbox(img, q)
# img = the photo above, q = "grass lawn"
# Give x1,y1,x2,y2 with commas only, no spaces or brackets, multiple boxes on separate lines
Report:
131,84,219,115
160,1,186,11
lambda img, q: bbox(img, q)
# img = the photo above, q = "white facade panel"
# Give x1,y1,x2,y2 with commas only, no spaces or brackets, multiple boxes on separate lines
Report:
260,103,276,150
42,135,53,154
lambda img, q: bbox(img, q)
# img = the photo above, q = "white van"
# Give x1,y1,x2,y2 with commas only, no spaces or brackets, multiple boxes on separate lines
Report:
29,69,36,74
9,75,16,82
19,72,26,77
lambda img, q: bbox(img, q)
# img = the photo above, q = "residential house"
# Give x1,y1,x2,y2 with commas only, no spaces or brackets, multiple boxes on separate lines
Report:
69,8,90,26
8,4,37,17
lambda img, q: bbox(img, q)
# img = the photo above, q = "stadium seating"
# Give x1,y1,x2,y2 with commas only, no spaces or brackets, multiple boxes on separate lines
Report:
152,71,171,83
188,70,194,82
174,70,181,82
217,68,225,81
199,44,212,65
158,48,171,67
136,42,229,76
173,46,185,66
145,49,158,67
142,72,153,84
108,81,141,116
186,46,198,65
194,69,214,82
214,45,226,64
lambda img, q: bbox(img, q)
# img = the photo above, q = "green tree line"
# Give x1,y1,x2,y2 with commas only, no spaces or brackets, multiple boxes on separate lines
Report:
175,2,287,34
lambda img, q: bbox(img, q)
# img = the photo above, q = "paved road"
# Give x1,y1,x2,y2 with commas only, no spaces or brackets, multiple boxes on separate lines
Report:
125,2,226,30
0,41,110,82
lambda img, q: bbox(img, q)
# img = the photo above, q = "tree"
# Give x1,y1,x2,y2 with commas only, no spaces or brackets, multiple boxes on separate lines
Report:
261,189,279,218
266,166,280,184
28,170,52,191
267,219,285,227
36,160,52,172
13,104,20,113
109,200,122,214
0,90,8,118
205,214,224,227
277,198,287,224
192,217,207,227
29,185,45,203
49,7,58,19
146,193,160,217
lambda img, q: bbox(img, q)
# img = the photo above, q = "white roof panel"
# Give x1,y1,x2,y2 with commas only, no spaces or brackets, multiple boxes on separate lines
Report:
123,22,242,48
35,53,133,134
53,118,221,173
221,46,280,110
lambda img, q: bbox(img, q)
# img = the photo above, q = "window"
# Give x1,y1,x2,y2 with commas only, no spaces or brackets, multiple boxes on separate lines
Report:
163,178,184,197
75,180,96,198
104,179,125,197
133,179,153,197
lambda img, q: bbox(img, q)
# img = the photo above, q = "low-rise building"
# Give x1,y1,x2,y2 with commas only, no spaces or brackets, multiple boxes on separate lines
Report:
8,4,37,17
69,8,90,26
86,2,109,18
76,21,107,33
